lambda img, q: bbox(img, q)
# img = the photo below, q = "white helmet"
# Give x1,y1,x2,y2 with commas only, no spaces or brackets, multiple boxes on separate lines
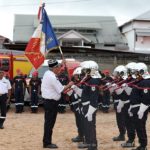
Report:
73,67,82,75
134,62,150,79
80,60,101,78
80,60,99,70
113,65,127,79
126,62,137,78
126,62,137,70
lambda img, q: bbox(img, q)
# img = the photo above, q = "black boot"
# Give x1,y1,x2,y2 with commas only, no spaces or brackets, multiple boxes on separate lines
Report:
0,122,4,129
132,146,147,150
121,140,135,148
78,142,88,149
112,134,125,141
71,135,83,142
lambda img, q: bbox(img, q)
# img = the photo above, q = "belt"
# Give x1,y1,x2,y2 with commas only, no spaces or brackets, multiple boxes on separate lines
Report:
82,101,90,106
124,100,130,104
131,104,140,108
72,101,79,105
114,99,119,103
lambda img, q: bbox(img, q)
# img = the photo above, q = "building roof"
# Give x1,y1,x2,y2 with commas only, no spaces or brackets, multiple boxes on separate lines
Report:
135,10,150,21
13,14,125,46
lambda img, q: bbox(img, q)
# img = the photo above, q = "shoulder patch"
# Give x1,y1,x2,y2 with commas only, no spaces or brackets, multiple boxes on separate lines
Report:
91,86,96,91
144,89,148,93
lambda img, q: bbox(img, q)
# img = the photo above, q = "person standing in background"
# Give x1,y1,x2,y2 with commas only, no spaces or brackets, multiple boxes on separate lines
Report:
13,69,26,113
0,70,11,129
29,71,41,113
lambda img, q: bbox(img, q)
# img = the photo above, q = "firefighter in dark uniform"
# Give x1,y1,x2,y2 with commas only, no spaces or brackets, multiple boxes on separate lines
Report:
29,71,41,113
68,67,84,143
0,70,11,129
120,62,137,148
110,65,127,141
101,70,113,113
129,62,149,150
57,70,69,113
72,60,102,150
13,69,26,113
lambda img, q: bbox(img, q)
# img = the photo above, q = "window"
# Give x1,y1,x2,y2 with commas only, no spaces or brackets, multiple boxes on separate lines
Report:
0,58,10,71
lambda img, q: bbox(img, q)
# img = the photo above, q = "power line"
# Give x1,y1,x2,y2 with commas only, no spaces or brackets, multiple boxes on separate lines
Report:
0,0,92,7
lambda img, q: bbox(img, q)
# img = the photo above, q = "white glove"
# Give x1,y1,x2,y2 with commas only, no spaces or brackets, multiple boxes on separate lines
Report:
121,83,132,95
109,83,117,93
115,88,124,95
71,85,82,97
117,100,125,113
76,107,80,114
125,87,132,95
66,89,73,96
112,83,117,88
138,103,149,119
85,105,96,121
106,82,111,87
128,105,133,117
121,83,128,89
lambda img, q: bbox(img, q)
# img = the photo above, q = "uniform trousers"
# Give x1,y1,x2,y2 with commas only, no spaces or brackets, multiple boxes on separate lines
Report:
14,88,24,112
74,110,84,137
31,91,38,112
132,108,149,147
114,101,126,136
43,99,58,146
0,94,7,125
123,103,135,142
83,105,97,150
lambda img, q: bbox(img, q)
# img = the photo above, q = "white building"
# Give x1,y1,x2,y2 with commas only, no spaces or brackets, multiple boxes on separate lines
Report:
120,10,150,53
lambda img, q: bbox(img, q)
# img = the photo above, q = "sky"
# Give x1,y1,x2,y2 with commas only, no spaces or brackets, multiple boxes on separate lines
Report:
0,0,150,40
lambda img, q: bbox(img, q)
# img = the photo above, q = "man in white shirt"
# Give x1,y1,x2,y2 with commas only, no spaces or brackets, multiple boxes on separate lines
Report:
41,59,73,149
0,70,11,129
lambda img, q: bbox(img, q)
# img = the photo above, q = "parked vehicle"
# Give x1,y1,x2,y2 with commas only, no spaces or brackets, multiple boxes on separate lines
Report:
24,58,80,104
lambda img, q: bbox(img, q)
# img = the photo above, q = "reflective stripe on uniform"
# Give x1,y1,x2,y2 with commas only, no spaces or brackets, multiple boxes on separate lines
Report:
31,106,38,108
82,101,90,106
0,116,6,119
15,103,24,105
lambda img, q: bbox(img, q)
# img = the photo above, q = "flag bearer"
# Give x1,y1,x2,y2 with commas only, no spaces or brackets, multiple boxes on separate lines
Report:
72,60,102,150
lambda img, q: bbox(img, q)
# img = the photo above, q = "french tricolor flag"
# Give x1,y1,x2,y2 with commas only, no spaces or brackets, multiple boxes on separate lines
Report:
25,3,59,69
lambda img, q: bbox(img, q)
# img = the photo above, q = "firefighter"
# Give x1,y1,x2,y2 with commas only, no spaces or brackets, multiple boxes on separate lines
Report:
0,70,11,129
69,67,84,143
57,69,69,113
72,60,102,150
129,62,149,150
115,62,137,148
101,70,113,113
29,71,41,113
111,65,127,141
13,69,26,113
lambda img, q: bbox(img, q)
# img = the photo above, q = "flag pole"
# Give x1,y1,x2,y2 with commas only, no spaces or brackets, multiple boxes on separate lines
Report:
58,46,71,81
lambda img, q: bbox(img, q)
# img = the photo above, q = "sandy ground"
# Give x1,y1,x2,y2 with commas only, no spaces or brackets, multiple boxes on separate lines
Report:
0,105,150,150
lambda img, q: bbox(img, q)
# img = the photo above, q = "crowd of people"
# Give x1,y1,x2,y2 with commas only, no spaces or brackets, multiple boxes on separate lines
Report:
0,59,150,150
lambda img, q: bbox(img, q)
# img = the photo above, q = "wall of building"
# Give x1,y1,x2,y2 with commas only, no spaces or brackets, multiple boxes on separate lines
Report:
47,49,150,73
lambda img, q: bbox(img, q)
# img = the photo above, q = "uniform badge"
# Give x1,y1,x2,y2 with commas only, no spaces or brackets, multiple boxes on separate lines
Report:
91,87,96,91
144,89,148,93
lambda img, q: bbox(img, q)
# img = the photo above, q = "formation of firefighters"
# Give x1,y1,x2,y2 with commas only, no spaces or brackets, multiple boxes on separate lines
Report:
0,59,150,150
